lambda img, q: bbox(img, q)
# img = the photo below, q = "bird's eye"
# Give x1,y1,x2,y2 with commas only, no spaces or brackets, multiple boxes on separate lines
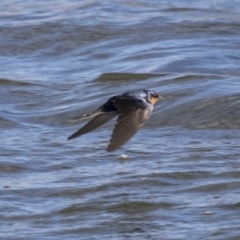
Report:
154,94,158,98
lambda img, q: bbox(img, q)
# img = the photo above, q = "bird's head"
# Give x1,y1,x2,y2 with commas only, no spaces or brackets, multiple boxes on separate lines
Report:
147,90,163,104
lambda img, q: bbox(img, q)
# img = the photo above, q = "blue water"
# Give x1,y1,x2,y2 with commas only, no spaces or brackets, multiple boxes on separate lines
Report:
1,0,240,239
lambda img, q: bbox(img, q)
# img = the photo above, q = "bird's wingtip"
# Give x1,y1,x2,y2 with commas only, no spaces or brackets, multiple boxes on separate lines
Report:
106,145,117,152
67,135,74,140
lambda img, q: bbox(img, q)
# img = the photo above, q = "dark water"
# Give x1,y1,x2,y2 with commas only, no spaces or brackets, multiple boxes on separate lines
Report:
1,0,240,239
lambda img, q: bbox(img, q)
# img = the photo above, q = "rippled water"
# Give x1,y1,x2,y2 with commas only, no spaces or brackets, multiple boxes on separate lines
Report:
1,0,240,239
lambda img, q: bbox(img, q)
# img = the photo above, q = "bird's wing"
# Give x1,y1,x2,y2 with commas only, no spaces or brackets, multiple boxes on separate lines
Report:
107,98,153,151
68,112,116,140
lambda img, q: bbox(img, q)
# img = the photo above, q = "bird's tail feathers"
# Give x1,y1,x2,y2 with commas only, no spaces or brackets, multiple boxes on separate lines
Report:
66,109,103,123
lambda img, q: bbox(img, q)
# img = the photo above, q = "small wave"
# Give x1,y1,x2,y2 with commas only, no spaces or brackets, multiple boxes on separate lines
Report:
156,94,240,129
0,115,20,128
0,78,35,86
95,72,166,82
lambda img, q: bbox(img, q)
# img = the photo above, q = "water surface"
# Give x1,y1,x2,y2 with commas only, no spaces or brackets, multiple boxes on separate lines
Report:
1,0,240,239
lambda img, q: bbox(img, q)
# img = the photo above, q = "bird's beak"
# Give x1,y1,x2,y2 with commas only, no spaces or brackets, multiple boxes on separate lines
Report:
158,96,163,100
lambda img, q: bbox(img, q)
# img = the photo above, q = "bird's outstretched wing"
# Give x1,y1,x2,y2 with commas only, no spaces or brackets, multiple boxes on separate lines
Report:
107,98,153,151
68,96,118,140
68,112,116,140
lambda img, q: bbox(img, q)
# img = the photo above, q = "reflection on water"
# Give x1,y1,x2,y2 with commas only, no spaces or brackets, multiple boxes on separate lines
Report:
1,0,240,239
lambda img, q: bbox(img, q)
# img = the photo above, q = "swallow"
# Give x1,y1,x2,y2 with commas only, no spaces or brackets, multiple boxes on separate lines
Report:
68,89,162,151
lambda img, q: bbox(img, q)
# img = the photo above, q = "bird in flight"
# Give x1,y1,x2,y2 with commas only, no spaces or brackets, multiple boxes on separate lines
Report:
68,89,162,151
